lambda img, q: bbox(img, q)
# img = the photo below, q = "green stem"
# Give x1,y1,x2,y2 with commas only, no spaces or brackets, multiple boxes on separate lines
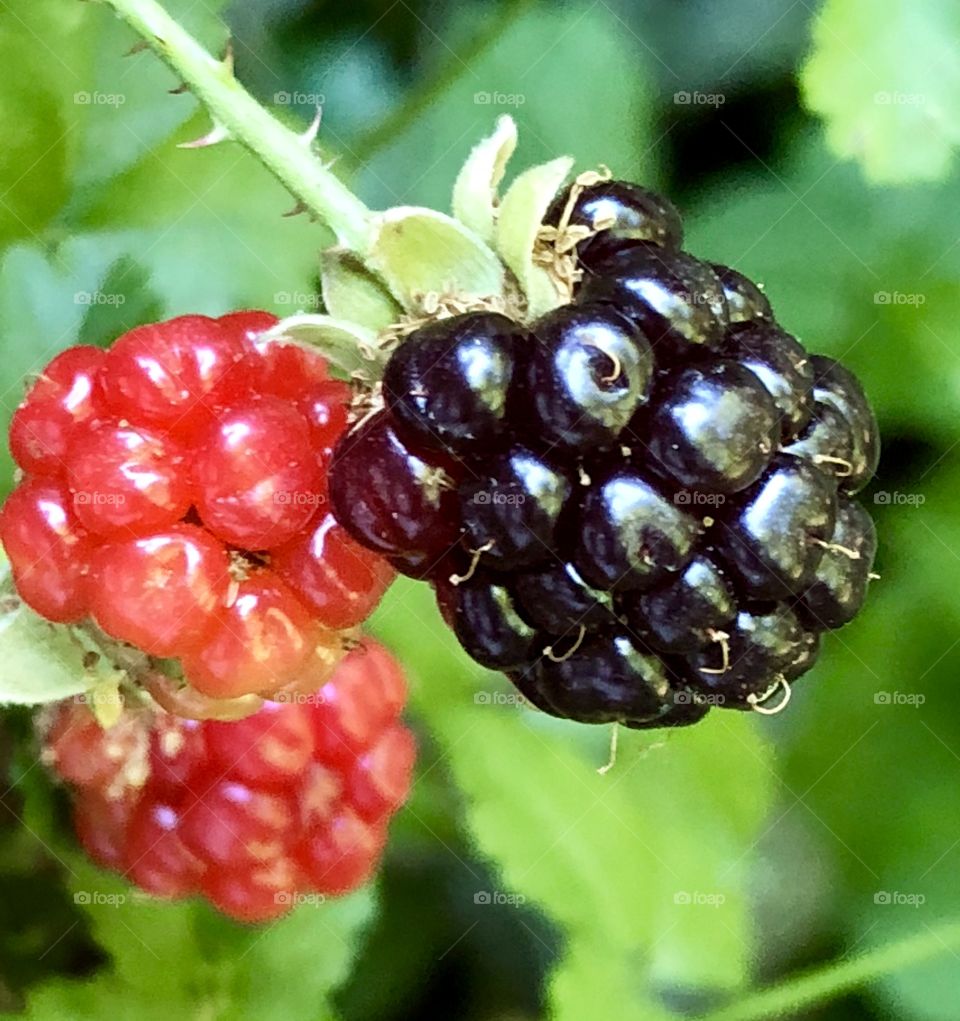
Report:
103,0,373,252
697,921,960,1021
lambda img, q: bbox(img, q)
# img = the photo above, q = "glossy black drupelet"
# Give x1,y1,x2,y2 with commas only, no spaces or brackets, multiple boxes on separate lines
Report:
328,175,880,731
513,561,621,637
577,242,729,358
459,446,571,569
643,361,780,495
621,554,736,655
544,179,684,267
686,604,808,708
520,303,653,451
720,322,814,441
711,264,773,324
574,466,701,592
524,633,676,725
717,453,838,602
383,311,524,454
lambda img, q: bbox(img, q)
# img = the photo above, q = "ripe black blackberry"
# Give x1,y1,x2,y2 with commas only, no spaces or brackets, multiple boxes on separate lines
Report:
329,177,879,730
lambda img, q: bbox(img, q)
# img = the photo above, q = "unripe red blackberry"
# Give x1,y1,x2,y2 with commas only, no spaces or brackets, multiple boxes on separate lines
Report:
2,312,395,704
40,640,414,923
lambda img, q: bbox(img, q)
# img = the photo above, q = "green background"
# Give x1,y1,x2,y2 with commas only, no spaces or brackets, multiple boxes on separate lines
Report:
1,0,959,1018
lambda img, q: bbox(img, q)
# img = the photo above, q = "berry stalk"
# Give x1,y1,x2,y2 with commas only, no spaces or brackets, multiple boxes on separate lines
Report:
697,921,960,1021
103,0,373,251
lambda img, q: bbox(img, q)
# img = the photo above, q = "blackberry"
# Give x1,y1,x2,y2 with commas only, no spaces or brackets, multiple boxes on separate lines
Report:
328,175,879,730
42,641,414,922
0,312,396,701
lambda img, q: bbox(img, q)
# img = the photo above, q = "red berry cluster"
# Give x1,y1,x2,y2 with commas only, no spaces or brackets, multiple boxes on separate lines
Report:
42,640,415,924
1,312,395,700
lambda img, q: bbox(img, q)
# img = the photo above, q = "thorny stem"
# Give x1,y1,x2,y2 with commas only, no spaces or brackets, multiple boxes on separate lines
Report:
103,0,374,252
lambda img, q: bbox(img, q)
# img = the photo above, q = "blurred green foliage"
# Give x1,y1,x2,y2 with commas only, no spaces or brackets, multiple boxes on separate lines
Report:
1,0,959,1018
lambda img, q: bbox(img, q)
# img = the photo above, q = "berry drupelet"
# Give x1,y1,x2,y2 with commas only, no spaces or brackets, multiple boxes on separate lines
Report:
329,174,879,729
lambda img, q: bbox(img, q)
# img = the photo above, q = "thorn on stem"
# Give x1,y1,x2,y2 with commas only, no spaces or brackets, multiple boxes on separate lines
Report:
300,106,323,147
178,122,231,149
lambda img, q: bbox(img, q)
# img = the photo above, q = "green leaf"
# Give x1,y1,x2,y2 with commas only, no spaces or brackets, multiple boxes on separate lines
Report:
0,587,120,707
366,207,504,310
452,114,518,242
802,0,960,183
8,851,375,1020
320,249,401,332
774,461,960,1021
550,943,672,1021
496,156,572,317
